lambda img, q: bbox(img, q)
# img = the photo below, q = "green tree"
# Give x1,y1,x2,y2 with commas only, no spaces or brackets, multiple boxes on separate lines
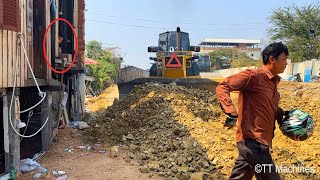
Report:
86,40,121,94
209,49,260,69
89,61,116,94
86,40,104,60
209,49,233,70
268,4,320,62
230,52,262,68
86,40,114,62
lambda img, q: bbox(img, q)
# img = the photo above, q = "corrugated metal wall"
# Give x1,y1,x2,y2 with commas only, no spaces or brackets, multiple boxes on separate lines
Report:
119,66,149,83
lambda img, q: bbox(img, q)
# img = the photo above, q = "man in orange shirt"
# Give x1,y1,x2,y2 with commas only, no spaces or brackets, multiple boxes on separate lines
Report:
216,42,289,179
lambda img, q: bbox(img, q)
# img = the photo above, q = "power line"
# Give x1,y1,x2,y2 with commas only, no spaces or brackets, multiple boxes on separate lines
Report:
88,12,163,23
86,19,263,31
86,12,267,26
87,19,169,30
85,41,116,46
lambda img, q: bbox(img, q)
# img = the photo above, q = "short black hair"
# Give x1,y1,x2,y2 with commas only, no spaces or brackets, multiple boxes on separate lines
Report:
262,42,289,65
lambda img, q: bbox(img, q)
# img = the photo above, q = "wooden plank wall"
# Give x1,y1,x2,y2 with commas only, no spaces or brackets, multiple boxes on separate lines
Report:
0,1,25,88
0,0,54,88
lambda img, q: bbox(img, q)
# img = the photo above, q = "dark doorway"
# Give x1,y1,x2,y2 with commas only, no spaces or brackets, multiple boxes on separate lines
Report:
0,98,5,174
33,0,48,79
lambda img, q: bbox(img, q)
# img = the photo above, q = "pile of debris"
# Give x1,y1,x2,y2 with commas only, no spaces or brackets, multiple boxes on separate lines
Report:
85,82,225,179
85,81,320,180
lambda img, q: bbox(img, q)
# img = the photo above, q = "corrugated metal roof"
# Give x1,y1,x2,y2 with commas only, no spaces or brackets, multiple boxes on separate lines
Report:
201,38,261,44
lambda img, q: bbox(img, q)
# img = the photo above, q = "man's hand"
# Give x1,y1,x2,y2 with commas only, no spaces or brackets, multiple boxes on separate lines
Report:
276,108,290,125
224,113,238,128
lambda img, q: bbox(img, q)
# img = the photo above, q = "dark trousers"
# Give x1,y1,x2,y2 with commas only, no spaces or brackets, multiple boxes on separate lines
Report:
229,138,281,180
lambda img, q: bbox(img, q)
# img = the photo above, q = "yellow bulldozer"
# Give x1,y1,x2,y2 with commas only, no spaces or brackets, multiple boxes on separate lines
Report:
118,27,220,98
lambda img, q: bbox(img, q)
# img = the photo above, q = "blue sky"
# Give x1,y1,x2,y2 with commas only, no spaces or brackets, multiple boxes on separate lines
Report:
85,0,319,69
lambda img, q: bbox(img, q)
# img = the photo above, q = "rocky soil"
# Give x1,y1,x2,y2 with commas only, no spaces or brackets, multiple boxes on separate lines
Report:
84,81,320,180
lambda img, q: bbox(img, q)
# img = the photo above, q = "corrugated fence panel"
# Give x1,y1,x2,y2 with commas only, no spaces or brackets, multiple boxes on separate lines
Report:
120,67,149,83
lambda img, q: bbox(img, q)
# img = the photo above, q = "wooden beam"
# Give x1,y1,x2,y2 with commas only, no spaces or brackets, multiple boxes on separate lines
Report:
3,30,8,88
8,31,13,87
4,90,20,173
26,0,32,80
73,0,78,42
63,108,70,126
70,77,75,120
12,32,20,87
23,0,28,84
0,30,3,88
41,90,52,150
2,91,10,173
45,0,51,80
55,0,59,60
21,0,26,87
12,93,20,172
27,78,48,87
13,32,19,87
78,73,85,117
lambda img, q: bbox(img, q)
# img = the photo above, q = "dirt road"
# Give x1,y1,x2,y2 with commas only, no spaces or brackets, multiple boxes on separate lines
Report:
18,86,163,180
17,126,163,180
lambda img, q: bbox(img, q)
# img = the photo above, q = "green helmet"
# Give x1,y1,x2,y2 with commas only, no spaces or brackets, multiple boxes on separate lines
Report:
279,109,314,141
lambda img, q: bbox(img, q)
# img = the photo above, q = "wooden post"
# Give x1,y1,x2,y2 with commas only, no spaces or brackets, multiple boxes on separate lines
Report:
74,75,80,121
3,30,8,87
0,29,3,88
2,91,10,173
55,0,59,58
41,91,52,149
78,73,85,117
70,77,75,120
3,89,20,173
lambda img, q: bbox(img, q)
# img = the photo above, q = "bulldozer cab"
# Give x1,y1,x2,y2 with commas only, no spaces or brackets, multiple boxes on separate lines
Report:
148,27,201,78
158,31,190,52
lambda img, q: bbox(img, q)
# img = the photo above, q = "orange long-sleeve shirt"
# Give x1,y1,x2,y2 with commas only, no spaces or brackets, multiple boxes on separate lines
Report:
216,67,281,148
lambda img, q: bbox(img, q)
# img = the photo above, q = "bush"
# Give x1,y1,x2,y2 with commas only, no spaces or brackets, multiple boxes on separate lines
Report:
230,58,262,68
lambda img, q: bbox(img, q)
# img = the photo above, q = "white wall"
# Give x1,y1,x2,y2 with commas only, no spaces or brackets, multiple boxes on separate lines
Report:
201,59,320,82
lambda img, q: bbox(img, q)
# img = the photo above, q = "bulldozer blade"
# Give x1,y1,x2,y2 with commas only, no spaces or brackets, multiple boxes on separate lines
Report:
117,78,220,99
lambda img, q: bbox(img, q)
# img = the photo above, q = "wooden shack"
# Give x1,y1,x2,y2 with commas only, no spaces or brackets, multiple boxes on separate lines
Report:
0,0,86,175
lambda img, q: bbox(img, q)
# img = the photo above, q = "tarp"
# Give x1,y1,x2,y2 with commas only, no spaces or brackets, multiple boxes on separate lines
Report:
85,57,99,65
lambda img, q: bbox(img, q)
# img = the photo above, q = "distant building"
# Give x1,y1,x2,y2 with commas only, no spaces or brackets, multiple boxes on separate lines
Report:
199,38,261,60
